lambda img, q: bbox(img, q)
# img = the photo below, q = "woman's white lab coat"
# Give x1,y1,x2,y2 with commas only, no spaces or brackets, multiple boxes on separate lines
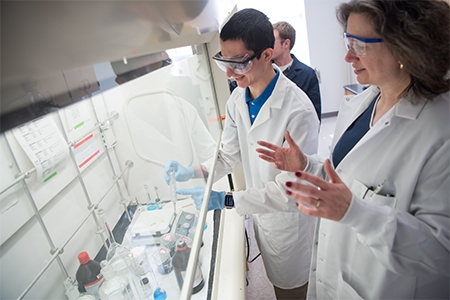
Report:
203,66,320,289
303,86,450,299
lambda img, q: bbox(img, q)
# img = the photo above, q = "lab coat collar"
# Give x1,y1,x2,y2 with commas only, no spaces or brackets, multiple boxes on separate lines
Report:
334,86,431,168
236,64,285,131
249,65,286,128
348,85,428,122
394,93,427,120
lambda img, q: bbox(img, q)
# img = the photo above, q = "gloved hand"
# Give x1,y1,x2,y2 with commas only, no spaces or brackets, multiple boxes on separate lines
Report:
164,160,194,185
177,186,225,211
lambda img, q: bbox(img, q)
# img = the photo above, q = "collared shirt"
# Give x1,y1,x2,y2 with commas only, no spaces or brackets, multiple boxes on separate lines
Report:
245,69,280,125
279,59,294,75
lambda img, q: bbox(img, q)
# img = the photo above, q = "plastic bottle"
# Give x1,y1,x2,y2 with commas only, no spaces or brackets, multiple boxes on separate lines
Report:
171,238,204,294
64,277,96,300
75,252,104,300
98,260,133,300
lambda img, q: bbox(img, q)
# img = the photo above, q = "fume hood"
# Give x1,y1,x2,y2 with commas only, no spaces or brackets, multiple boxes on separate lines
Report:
0,1,245,299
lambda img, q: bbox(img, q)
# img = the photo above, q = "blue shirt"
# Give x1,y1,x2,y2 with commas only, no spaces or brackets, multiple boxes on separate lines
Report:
245,69,280,125
332,93,379,167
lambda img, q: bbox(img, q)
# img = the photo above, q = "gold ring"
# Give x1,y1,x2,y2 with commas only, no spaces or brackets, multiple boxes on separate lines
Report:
316,199,321,209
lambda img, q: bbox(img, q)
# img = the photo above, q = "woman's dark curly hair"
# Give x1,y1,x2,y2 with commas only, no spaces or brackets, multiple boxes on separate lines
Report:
337,0,450,102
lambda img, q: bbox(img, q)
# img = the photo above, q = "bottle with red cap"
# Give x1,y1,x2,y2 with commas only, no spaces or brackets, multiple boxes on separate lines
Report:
76,251,104,300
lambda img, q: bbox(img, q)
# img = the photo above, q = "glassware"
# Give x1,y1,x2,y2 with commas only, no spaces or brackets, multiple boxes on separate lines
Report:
144,184,157,210
64,277,96,300
168,167,178,211
98,209,140,299
98,260,133,300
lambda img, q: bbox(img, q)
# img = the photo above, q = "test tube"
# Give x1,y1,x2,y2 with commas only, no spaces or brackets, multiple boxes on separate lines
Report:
168,167,177,211
145,184,157,210
154,186,162,209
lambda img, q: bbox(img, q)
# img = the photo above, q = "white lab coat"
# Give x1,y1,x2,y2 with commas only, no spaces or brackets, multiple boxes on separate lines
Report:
203,66,320,288
301,86,450,299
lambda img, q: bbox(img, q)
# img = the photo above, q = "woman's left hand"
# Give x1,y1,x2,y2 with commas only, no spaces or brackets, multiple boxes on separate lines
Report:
286,159,353,221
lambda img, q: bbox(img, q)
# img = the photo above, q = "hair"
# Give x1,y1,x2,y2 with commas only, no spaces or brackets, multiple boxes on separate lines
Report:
337,0,450,101
273,21,296,50
220,8,274,59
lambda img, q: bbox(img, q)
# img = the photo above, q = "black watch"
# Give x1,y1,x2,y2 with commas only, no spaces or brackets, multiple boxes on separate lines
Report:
224,192,234,209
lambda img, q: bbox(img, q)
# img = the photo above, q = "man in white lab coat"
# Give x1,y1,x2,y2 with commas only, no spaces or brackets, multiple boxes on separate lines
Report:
165,8,319,300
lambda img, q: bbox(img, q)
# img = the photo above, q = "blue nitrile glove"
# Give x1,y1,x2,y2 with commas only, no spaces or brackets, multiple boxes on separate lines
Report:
164,160,194,185
176,186,225,211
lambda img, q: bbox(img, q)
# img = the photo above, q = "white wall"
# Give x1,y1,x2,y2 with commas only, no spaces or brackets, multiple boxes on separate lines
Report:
305,0,349,114
235,0,310,65
0,102,127,299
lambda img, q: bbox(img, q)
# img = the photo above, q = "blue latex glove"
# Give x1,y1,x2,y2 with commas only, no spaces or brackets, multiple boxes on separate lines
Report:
164,160,194,185
177,186,225,211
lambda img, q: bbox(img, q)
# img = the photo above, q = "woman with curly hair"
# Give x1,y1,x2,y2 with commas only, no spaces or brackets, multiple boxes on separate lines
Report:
256,0,450,298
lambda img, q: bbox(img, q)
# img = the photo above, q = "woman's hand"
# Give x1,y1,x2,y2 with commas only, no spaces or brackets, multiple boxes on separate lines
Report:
285,159,353,221
256,131,307,172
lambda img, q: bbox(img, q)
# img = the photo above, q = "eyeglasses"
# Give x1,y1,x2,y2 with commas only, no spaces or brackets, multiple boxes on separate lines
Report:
344,33,383,57
274,39,285,46
212,49,264,74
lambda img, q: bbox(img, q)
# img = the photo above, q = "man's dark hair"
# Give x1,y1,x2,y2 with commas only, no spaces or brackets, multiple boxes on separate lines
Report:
220,8,274,59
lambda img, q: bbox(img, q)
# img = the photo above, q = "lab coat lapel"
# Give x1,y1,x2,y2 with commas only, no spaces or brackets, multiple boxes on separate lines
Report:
333,86,380,147
335,89,427,167
236,92,252,131
248,70,286,134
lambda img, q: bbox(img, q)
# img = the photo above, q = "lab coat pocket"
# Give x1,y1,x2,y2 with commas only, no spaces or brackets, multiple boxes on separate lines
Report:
366,192,397,208
337,272,364,300
350,179,397,208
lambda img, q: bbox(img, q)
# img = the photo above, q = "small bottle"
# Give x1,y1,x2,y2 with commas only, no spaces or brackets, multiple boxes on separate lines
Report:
64,277,96,300
154,247,173,275
76,252,104,300
160,233,176,256
171,239,204,294
140,277,153,300
145,265,167,300
98,260,133,300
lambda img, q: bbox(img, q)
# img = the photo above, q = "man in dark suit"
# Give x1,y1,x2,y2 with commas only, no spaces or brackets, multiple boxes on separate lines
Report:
273,21,322,122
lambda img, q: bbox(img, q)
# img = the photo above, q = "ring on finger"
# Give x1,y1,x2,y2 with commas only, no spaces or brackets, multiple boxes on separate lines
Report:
316,199,321,209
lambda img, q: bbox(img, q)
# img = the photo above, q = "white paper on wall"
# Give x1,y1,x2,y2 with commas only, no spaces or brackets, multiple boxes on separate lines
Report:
66,99,90,132
73,132,102,170
12,115,69,185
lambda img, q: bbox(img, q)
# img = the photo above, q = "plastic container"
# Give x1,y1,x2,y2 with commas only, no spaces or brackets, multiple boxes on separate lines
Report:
75,252,104,300
171,238,204,294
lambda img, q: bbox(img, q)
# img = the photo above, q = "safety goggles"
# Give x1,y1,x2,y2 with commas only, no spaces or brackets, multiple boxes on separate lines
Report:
344,33,383,57
212,49,264,74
